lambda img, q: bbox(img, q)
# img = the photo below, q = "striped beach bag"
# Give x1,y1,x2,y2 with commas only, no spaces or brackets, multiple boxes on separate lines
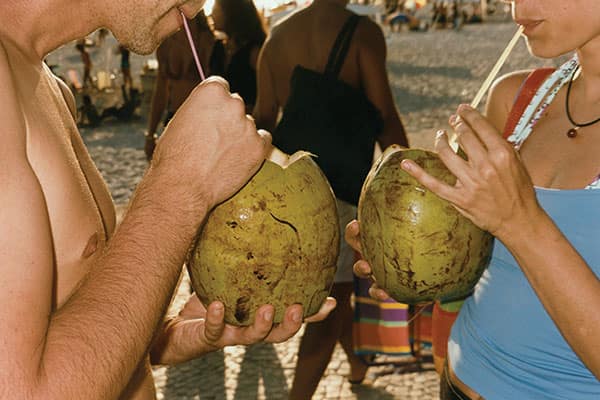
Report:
352,276,433,362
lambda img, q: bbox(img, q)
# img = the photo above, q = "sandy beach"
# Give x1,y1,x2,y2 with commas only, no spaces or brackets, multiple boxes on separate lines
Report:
48,17,567,400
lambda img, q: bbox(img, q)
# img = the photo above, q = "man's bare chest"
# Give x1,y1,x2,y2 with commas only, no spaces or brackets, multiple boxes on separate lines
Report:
17,67,116,306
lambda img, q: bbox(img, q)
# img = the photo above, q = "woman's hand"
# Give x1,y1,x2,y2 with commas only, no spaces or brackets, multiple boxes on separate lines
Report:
345,220,391,301
150,293,336,366
400,104,543,241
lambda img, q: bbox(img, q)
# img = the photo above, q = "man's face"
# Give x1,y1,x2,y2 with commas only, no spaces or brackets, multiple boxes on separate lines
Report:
108,0,205,55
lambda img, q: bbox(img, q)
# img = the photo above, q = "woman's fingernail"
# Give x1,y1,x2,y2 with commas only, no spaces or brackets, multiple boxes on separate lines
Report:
436,129,446,139
401,159,413,171
449,114,458,125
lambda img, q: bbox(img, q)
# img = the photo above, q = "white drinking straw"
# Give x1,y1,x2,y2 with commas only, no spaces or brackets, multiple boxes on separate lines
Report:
450,25,524,151
180,11,206,81
470,25,525,109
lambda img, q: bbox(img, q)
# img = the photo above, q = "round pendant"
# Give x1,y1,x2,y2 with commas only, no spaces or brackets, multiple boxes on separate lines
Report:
567,128,578,138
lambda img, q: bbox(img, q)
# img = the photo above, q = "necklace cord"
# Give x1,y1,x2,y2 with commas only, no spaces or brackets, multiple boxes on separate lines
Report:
565,66,600,128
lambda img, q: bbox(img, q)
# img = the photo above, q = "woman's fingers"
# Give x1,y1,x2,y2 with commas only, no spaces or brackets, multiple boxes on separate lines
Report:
344,220,362,253
434,130,476,189
400,158,462,206
456,104,505,150
449,114,489,167
304,297,337,323
353,259,373,279
369,283,392,301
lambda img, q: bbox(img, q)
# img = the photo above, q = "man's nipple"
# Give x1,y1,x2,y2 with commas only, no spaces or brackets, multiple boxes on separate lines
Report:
81,232,99,259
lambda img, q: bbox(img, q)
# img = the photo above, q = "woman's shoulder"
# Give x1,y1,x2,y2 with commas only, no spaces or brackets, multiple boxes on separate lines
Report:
485,70,535,131
489,70,534,103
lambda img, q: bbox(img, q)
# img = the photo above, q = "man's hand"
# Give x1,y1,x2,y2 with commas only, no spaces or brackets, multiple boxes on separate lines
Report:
345,220,391,301
151,77,272,209
150,293,336,366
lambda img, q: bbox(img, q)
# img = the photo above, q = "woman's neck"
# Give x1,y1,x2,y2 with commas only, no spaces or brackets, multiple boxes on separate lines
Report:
576,38,600,104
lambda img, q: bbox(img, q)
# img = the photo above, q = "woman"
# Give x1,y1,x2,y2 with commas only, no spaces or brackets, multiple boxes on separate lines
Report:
346,1,600,398
211,0,266,111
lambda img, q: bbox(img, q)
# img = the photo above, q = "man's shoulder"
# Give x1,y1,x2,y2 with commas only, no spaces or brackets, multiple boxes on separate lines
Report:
0,35,11,66
0,35,27,155
0,36,17,92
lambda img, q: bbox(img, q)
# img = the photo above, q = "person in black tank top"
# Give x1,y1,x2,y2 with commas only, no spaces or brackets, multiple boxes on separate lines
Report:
253,1,408,398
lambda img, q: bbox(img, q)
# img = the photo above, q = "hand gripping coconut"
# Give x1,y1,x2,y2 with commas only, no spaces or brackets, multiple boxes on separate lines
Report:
357,145,494,304
187,149,340,326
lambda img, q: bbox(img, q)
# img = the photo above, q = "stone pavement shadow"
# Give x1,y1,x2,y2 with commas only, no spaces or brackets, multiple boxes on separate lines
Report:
161,349,227,399
232,343,288,400
350,384,397,400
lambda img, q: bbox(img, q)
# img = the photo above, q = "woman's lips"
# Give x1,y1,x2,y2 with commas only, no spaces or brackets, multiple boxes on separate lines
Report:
515,19,543,35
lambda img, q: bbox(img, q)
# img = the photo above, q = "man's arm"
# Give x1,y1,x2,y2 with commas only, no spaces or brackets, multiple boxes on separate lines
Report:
357,19,408,150
0,56,273,399
253,40,279,132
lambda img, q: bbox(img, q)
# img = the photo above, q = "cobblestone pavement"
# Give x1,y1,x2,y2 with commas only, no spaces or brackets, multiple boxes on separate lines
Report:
52,17,568,400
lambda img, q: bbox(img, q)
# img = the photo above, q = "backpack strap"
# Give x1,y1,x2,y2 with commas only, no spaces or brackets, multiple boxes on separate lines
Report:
502,68,555,139
324,15,361,78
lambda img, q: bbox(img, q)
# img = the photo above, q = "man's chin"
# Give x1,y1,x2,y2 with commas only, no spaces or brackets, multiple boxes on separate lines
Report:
124,38,160,56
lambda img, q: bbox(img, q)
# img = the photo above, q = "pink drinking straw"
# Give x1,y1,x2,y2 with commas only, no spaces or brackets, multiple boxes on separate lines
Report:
180,11,206,81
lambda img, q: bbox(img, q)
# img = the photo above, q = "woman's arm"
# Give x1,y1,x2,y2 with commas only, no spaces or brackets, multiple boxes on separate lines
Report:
401,102,600,378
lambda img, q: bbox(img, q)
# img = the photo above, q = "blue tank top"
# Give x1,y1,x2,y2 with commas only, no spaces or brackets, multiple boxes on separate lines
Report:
448,187,600,399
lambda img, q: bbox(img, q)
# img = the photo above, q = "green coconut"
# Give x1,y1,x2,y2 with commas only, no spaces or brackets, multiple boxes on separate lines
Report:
187,149,340,326
358,145,494,304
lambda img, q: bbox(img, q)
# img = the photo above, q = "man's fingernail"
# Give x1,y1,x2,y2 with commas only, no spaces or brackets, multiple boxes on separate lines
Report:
292,310,302,323
401,159,413,171
436,130,446,139
211,303,223,315
263,309,273,321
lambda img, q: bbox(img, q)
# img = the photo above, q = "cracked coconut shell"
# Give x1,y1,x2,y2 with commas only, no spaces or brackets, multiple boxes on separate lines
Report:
187,149,340,325
358,145,494,304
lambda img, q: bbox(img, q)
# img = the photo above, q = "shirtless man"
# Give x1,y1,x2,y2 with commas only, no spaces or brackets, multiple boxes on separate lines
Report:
0,1,333,399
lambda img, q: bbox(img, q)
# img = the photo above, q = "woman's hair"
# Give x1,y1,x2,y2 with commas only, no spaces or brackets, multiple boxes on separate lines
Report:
215,0,267,46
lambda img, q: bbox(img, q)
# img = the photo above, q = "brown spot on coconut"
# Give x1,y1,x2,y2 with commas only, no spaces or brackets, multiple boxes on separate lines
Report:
187,147,340,325
358,145,494,304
